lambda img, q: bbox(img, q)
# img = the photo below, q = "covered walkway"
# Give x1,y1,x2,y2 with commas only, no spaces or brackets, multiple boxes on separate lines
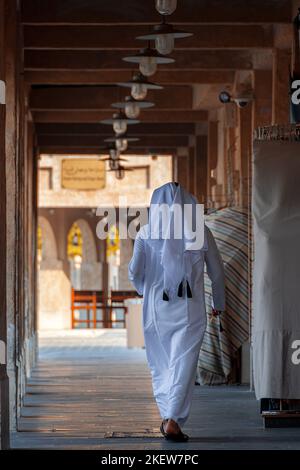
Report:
11,331,300,450
1,0,300,451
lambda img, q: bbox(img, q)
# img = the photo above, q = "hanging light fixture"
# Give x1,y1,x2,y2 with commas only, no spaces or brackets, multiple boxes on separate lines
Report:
109,147,121,159
125,98,141,119
108,158,128,170
100,146,129,171
132,81,148,100
109,159,120,171
111,96,154,119
115,166,126,180
117,72,163,101
116,137,128,152
100,111,140,136
105,133,140,152
114,165,133,180
123,46,174,77
155,0,177,16
101,155,128,164
136,17,193,56
107,164,133,180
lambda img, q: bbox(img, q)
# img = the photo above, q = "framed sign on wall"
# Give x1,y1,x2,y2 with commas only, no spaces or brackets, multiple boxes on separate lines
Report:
61,158,106,190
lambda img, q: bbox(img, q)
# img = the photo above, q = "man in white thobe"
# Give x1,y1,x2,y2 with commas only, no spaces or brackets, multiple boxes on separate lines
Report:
128,182,225,441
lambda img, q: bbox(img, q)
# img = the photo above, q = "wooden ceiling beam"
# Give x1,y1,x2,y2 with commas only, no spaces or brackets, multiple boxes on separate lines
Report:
30,86,193,110
23,25,274,50
25,50,254,71
21,0,292,25
39,147,176,155
37,134,189,147
32,110,208,123
24,70,235,85
35,122,195,135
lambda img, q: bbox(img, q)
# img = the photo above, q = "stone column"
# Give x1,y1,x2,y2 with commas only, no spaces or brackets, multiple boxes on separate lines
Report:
119,237,133,290
0,0,9,450
238,106,252,208
272,48,291,125
194,130,208,205
252,69,273,128
207,121,218,208
176,147,189,189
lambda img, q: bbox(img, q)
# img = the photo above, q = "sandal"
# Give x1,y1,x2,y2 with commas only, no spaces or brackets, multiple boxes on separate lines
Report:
160,421,189,442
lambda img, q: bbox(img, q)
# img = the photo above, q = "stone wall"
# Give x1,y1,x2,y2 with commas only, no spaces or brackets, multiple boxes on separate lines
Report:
38,154,172,208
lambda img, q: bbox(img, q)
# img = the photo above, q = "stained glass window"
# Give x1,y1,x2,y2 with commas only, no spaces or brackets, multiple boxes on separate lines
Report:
67,223,83,260
106,225,120,259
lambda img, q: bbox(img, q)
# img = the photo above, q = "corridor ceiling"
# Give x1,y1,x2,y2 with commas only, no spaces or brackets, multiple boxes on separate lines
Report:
21,0,293,155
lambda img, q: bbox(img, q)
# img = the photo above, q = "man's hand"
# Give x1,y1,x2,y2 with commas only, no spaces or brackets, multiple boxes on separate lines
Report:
211,308,223,317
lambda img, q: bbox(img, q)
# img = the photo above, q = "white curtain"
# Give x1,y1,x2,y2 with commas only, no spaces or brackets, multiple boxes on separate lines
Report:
252,140,300,399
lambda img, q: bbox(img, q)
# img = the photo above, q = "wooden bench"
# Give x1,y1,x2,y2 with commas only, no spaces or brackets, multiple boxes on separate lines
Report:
71,288,141,329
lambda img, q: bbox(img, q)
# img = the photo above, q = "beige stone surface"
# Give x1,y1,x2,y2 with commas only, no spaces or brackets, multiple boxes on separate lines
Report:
38,268,71,330
80,262,102,290
125,301,145,349
119,237,133,290
39,154,172,208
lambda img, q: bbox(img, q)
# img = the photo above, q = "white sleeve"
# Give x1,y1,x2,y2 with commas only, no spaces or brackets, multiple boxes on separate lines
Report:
128,233,146,296
204,226,226,311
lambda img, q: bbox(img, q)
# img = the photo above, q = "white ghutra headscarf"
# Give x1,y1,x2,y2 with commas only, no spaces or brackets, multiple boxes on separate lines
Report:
144,182,207,300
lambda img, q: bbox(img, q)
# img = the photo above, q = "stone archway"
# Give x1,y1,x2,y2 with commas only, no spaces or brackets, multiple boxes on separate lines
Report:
75,218,97,264
38,216,59,266
68,218,102,290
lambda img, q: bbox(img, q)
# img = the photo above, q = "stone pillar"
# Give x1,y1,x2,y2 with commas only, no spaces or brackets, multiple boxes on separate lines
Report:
176,148,189,189
0,0,9,450
252,70,273,128
172,153,178,183
272,48,291,125
99,238,109,325
238,106,252,208
195,133,208,205
187,146,195,196
38,215,71,330
119,237,133,290
207,121,218,208
187,136,196,196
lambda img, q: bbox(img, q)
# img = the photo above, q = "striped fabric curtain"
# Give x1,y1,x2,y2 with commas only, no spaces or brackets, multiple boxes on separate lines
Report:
197,207,249,385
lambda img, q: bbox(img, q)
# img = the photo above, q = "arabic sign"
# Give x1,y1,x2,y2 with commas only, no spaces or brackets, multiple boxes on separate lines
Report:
61,159,106,190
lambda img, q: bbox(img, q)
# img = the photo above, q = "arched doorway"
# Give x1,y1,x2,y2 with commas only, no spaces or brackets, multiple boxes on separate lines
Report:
67,218,101,291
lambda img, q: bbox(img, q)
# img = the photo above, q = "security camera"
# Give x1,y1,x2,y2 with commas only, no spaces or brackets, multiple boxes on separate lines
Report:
219,91,232,104
234,97,252,108
219,90,253,108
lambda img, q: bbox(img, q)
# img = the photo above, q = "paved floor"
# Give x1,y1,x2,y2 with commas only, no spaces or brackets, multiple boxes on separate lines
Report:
11,330,300,450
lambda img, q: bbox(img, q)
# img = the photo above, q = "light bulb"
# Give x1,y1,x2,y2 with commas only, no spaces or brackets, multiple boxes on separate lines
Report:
125,101,140,119
155,0,177,15
109,148,120,160
113,120,127,135
155,34,174,55
131,83,148,100
139,56,157,77
109,159,119,170
116,138,128,152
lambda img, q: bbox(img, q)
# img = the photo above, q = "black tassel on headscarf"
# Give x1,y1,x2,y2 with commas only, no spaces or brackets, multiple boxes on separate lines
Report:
163,290,169,301
177,280,183,297
186,280,192,298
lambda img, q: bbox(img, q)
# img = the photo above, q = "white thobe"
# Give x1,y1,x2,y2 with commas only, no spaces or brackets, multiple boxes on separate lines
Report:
128,224,225,426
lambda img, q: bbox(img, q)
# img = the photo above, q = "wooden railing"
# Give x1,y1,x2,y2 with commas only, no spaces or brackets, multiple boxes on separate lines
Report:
71,288,141,329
